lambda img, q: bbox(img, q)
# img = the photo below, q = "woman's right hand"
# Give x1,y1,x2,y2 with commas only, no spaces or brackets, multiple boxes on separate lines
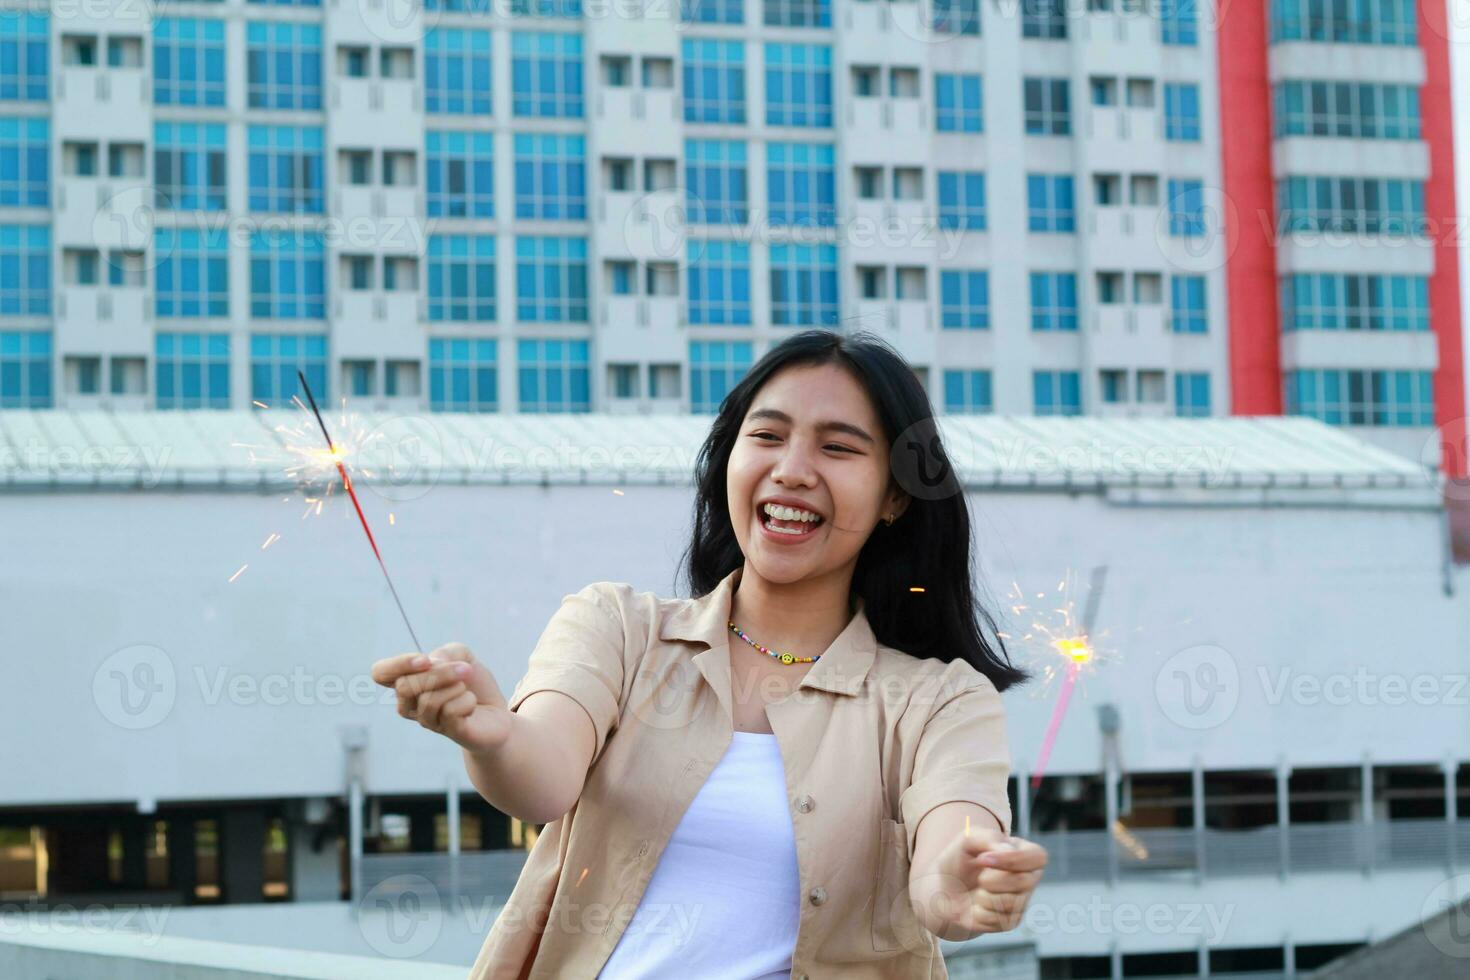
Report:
370,643,513,754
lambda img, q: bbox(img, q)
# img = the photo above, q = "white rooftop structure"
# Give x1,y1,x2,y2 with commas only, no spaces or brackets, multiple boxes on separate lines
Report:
0,410,1441,502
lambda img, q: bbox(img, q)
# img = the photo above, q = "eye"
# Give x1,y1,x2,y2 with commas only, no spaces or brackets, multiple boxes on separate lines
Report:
749,432,856,453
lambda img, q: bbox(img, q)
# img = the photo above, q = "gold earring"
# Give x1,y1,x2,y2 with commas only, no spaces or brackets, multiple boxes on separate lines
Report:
884,513,895,526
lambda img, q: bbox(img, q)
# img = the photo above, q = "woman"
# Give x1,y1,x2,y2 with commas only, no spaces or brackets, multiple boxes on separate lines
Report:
372,329,1048,979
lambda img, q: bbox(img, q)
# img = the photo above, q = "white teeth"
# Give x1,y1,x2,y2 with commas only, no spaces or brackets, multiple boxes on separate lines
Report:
762,503,822,523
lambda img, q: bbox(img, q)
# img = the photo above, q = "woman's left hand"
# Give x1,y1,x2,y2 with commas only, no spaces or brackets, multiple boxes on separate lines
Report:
923,827,1048,939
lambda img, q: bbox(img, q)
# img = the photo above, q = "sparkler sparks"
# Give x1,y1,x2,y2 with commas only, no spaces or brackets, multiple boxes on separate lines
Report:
295,371,424,652
999,568,1115,790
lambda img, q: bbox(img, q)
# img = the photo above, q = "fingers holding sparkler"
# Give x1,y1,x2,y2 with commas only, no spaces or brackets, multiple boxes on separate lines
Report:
370,643,513,753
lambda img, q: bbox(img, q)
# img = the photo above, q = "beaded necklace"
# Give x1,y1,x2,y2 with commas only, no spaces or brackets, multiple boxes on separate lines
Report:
728,620,821,664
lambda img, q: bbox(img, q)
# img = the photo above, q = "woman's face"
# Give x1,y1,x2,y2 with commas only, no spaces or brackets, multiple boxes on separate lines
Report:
727,363,909,583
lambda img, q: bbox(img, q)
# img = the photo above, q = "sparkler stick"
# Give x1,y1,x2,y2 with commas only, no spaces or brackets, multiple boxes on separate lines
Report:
296,370,425,652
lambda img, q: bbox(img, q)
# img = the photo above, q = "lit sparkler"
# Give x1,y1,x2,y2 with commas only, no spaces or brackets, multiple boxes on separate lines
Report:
294,370,424,652
998,567,1113,790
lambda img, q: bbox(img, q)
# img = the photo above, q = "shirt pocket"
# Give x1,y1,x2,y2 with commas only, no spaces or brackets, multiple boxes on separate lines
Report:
872,816,928,954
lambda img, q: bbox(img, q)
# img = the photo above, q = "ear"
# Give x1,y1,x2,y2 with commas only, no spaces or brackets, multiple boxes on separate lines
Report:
886,485,912,521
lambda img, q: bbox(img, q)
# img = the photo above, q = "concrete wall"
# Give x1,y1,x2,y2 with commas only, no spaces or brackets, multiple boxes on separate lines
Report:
2,481,1465,808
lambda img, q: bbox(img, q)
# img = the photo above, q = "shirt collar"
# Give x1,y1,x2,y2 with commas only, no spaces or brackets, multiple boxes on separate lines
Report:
657,565,878,697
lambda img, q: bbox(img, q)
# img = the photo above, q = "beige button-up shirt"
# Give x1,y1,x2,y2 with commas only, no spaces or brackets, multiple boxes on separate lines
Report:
467,566,1013,980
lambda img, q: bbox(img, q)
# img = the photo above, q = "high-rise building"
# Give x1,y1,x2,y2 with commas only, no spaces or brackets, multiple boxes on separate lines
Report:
0,0,1462,473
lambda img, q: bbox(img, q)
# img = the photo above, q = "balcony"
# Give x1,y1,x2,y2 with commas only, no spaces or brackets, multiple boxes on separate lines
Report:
1091,304,1172,365
54,68,150,139
333,292,426,360
330,80,422,146
846,98,928,152
595,89,681,153
56,287,151,352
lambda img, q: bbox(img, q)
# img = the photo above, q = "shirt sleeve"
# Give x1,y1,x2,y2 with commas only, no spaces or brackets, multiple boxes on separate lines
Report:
897,666,1013,861
507,581,628,768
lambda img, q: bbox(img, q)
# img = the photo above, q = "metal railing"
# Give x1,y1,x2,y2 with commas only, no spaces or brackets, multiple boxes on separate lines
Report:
1034,818,1464,882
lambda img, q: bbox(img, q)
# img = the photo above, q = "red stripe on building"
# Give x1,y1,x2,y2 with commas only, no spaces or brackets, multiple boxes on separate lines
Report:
1218,0,1282,415
1419,2,1468,479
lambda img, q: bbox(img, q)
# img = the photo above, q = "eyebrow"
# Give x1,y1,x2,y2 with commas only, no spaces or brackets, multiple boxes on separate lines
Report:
744,408,876,445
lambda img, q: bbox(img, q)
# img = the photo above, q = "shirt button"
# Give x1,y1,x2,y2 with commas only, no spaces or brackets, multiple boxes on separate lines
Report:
808,886,826,906
637,840,649,858
796,794,814,813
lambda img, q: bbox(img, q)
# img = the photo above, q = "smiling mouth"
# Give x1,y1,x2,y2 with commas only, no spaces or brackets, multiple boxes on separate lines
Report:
759,508,825,537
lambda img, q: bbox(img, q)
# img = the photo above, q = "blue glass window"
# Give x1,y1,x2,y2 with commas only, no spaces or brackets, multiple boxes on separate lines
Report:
940,270,989,329
943,370,993,414
685,139,749,224
1284,368,1433,426
1164,82,1200,140
155,333,230,409
514,133,586,220
688,240,751,325
155,227,229,318
763,0,829,27
682,0,743,24
1167,177,1206,236
251,333,327,407
0,224,49,315
1027,174,1075,232
1270,0,1416,45
938,171,985,231
429,338,498,412
0,329,51,407
933,0,981,35
770,243,838,326
1274,81,1421,140
425,29,492,115
247,125,324,213
935,74,982,133
765,43,832,128
154,122,228,211
511,32,583,118
690,340,752,413
1279,272,1428,332
0,15,48,102
428,235,496,322
1023,77,1070,135
1021,0,1067,38
250,229,326,318
0,117,48,207
1030,272,1079,331
515,236,588,322
1170,275,1207,333
1173,372,1211,418
766,141,835,228
518,338,590,413
1160,0,1198,45
154,18,226,106
427,130,495,219
246,22,322,110
1033,370,1081,416
682,39,745,124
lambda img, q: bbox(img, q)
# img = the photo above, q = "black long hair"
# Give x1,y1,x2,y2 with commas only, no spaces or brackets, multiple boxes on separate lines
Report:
674,329,1030,693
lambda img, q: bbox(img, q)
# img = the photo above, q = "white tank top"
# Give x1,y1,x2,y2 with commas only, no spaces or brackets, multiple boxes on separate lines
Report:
597,731,800,979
